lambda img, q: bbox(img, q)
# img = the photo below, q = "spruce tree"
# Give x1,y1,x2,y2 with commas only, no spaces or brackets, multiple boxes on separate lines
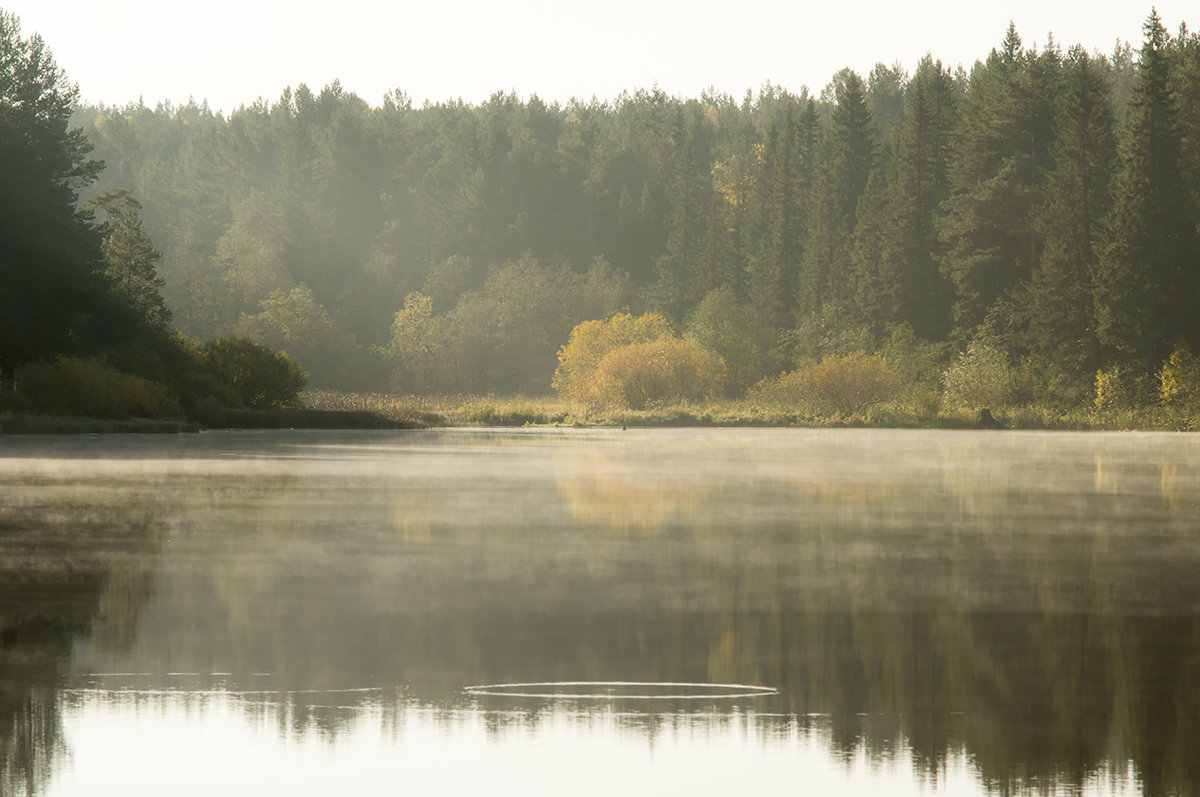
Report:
876,56,959,341
747,96,815,335
1093,10,1199,372
646,104,713,323
798,70,875,318
1026,46,1116,398
1173,25,1200,239
938,24,1061,344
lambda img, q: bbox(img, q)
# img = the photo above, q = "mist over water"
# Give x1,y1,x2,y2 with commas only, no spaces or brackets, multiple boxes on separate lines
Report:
2,429,1199,795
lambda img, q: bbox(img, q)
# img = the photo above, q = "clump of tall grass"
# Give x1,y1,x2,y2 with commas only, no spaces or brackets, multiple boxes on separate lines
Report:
301,390,446,427
439,395,569,426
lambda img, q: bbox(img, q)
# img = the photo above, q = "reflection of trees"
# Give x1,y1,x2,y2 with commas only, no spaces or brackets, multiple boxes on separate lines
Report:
1,572,86,796
0,498,164,795
549,430,1200,794
7,431,1200,795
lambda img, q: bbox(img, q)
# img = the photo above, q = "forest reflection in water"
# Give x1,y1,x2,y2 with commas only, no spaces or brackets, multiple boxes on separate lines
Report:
1,428,1198,796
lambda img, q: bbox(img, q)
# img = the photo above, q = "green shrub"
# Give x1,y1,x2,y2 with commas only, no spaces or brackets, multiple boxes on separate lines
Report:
942,342,1013,410
589,337,727,409
0,383,30,413
685,287,774,395
202,337,307,409
752,352,900,416
14,357,182,419
879,324,949,392
788,306,874,364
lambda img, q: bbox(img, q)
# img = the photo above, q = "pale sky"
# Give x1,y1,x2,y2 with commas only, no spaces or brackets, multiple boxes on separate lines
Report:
3,0,1192,113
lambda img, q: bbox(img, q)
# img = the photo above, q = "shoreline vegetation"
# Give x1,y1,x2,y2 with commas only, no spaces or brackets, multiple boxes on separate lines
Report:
4,390,1197,435
300,391,1199,432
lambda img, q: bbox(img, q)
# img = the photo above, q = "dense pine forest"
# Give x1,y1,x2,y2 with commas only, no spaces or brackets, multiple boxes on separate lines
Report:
4,8,1200,423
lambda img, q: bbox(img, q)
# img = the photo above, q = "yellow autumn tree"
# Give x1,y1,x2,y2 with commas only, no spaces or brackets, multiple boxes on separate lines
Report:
1160,345,1200,408
589,338,727,410
553,312,674,402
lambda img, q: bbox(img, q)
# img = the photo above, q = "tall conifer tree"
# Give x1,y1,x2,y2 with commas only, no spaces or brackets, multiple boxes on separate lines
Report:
1173,25,1200,234
798,70,875,317
938,24,1060,344
647,104,714,323
0,12,138,372
876,56,958,340
1094,10,1199,371
1025,46,1115,396
748,96,815,334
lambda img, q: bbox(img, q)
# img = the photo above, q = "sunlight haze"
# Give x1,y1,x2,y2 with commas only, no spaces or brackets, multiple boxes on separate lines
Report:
5,0,1191,111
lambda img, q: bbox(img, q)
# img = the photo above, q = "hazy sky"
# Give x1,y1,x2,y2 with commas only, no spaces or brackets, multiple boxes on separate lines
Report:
4,0,1193,112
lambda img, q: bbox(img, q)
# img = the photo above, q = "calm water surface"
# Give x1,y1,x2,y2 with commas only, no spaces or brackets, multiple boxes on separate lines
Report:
2,428,1199,796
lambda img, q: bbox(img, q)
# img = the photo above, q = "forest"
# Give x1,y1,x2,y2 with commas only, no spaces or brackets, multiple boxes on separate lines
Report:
3,8,1200,425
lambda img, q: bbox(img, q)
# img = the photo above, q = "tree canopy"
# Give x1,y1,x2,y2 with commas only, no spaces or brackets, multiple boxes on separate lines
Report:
5,8,1200,412
0,10,305,416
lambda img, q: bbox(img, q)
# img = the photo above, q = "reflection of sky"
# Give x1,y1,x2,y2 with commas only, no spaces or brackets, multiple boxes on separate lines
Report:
48,692,1028,797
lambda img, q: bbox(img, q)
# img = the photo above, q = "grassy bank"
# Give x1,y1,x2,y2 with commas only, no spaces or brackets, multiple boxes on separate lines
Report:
5,394,1191,435
300,390,1200,432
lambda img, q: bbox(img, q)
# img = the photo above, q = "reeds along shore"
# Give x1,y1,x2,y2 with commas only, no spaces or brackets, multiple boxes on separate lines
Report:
4,393,1193,435
300,390,1200,432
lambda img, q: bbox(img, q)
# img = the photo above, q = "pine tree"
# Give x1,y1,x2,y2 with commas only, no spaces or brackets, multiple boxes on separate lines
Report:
1093,11,1199,371
702,147,758,297
938,24,1061,344
849,159,892,337
798,70,875,318
867,62,909,141
1026,46,1116,396
875,56,959,341
0,12,138,373
89,189,172,330
696,99,759,300
646,104,713,323
748,97,815,335
1173,24,1200,235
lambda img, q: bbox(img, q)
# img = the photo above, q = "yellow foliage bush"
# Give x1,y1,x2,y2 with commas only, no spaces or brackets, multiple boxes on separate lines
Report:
753,352,900,415
553,312,674,402
1159,346,1200,408
1094,364,1147,410
588,338,727,410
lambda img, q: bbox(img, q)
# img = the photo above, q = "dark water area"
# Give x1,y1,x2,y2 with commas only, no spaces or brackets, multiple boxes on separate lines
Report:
2,428,1198,795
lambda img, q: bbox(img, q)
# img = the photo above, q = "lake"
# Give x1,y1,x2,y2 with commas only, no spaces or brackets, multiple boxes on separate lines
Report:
2,427,1199,796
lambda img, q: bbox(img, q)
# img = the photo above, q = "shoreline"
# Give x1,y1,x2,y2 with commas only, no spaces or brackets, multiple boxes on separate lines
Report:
3,393,1197,435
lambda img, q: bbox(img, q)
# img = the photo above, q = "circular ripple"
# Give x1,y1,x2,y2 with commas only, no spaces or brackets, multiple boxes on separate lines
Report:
462,681,779,700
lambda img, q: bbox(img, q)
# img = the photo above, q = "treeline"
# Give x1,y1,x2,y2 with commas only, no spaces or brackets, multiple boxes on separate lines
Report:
74,11,1200,407
0,10,308,423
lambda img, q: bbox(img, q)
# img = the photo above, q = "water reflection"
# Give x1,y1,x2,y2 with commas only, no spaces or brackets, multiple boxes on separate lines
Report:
2,429,1199,795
